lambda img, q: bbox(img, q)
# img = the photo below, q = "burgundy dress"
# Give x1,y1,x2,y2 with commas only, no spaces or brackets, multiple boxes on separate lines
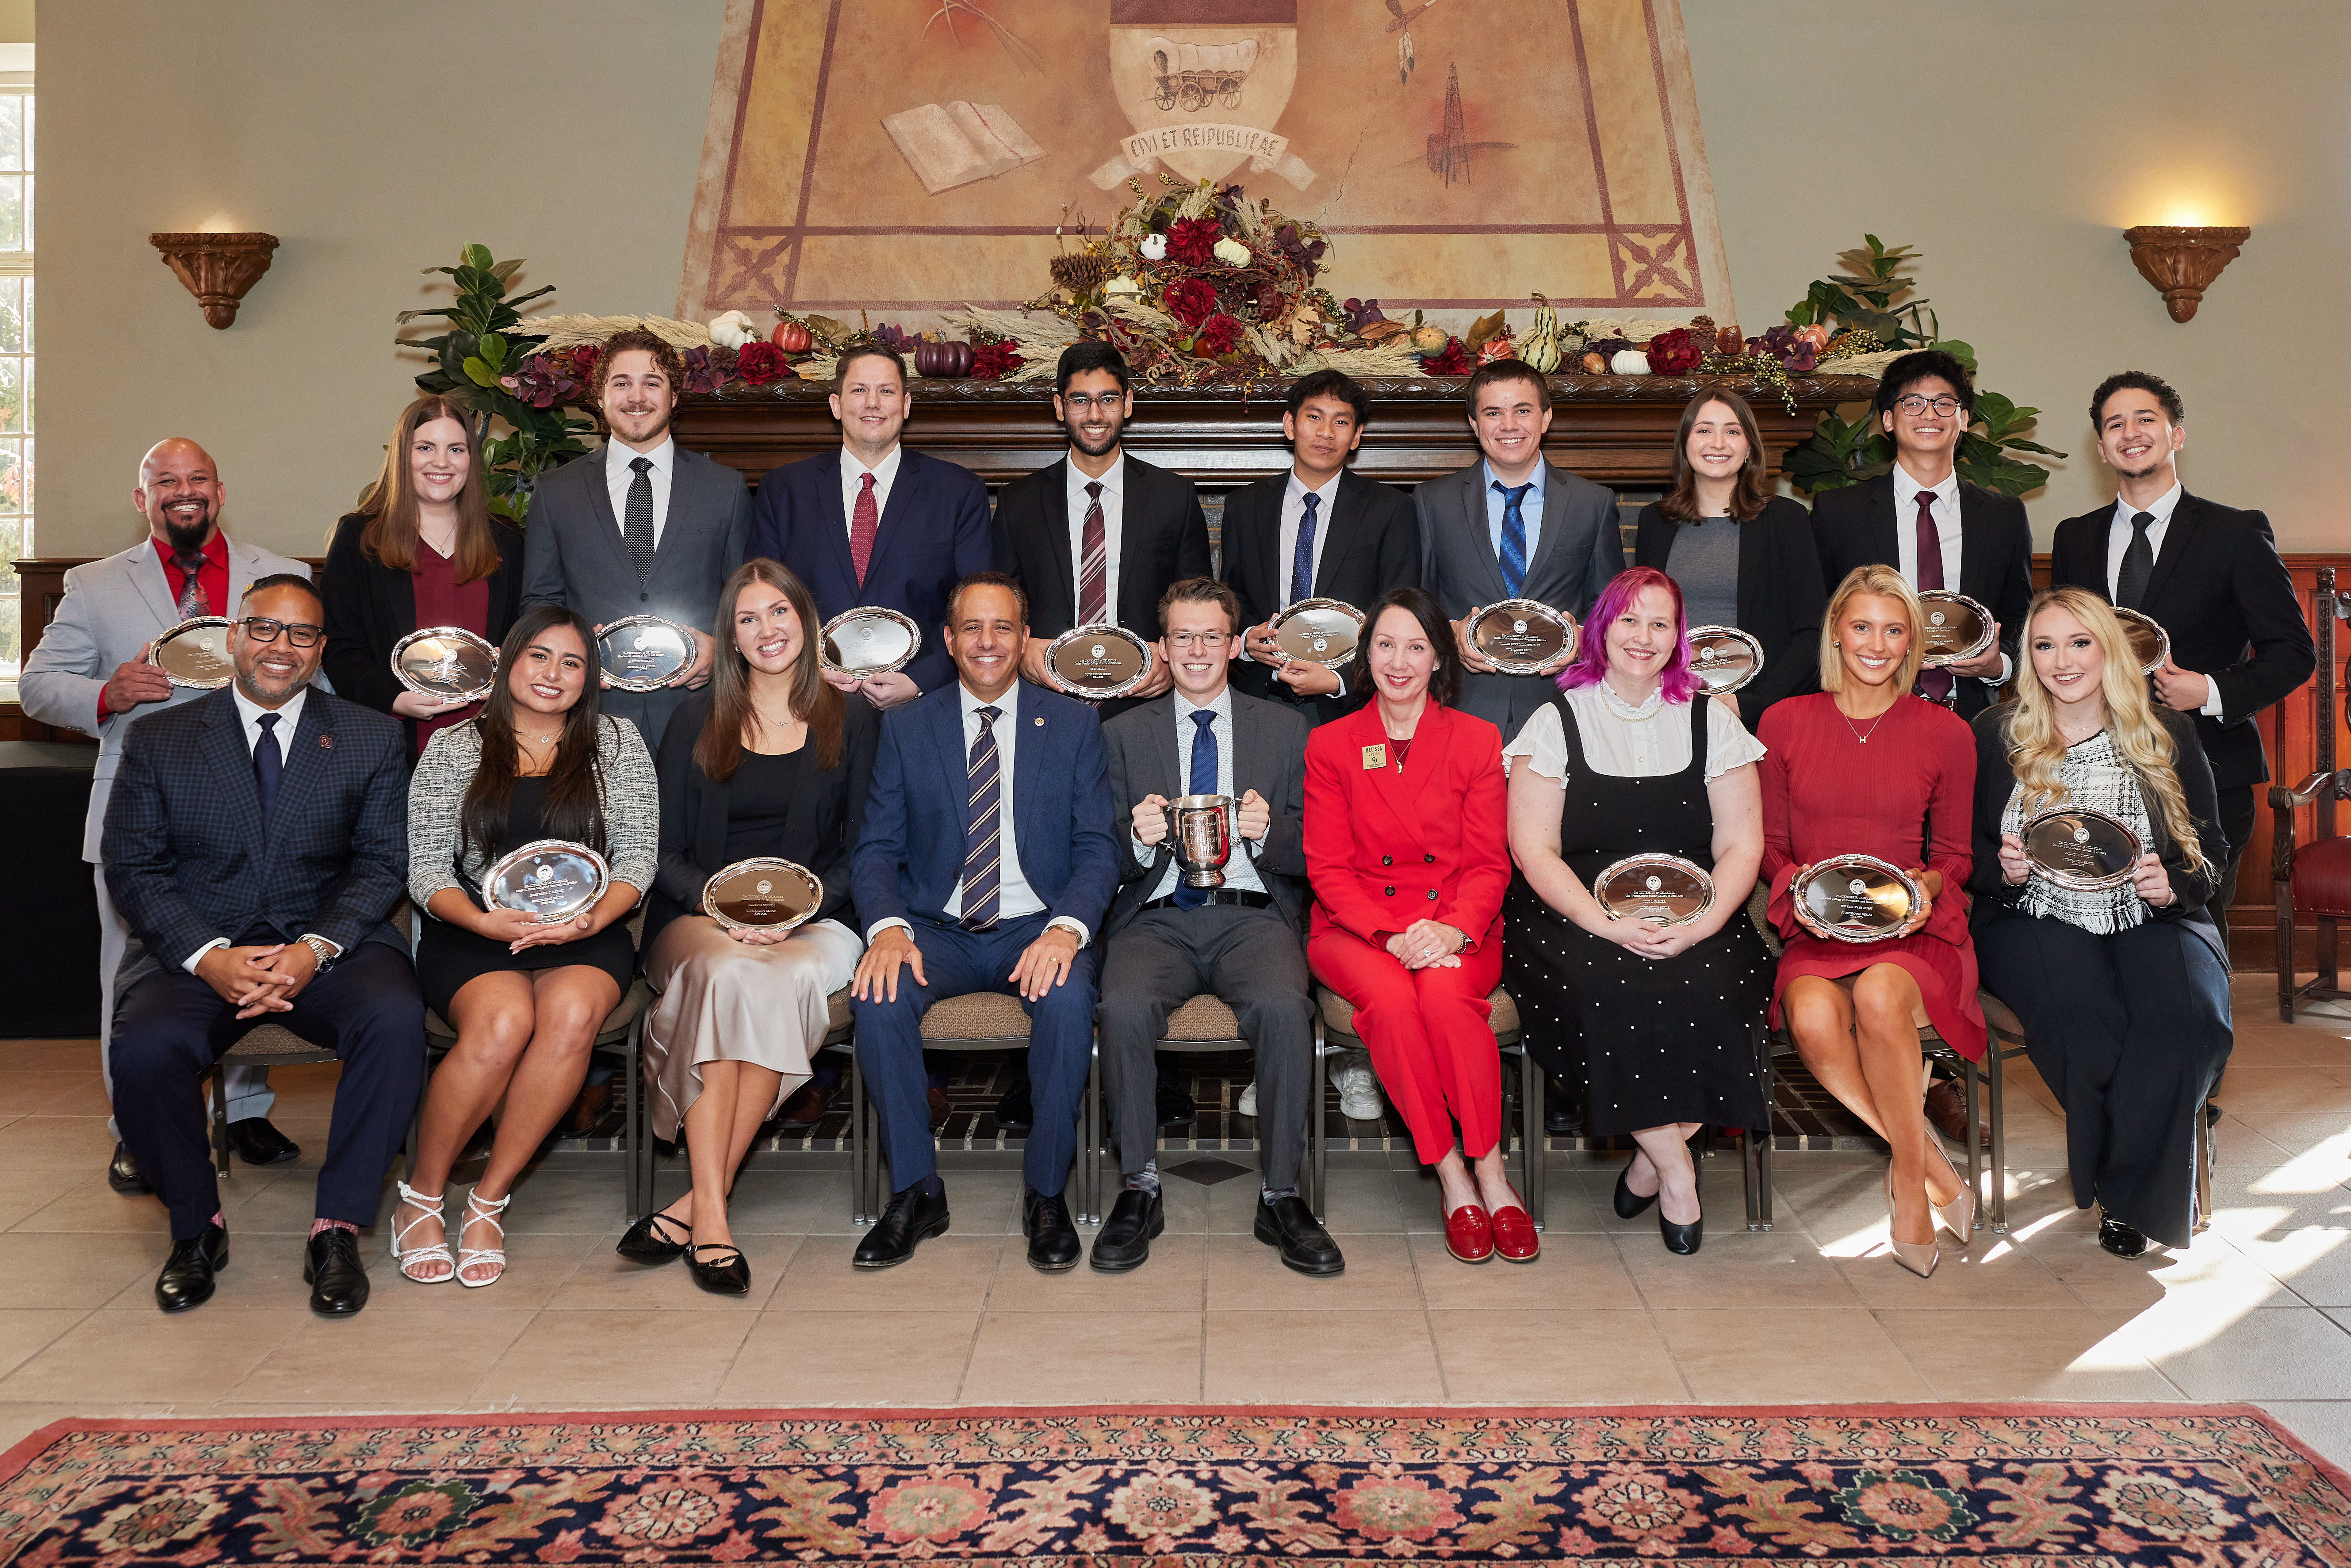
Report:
411,544,492,757
1757,691,1985,1060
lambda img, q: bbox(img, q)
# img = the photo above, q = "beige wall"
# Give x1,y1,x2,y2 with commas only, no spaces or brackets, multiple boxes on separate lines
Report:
36,0,2349,557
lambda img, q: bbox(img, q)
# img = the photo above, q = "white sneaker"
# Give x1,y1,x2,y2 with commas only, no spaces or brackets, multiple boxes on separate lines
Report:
1236,1082,1258,1117
1332,1053,1384,1121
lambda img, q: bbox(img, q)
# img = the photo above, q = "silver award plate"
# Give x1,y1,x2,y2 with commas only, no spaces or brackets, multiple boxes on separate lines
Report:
702,856,823,932
1685,625,1764,696
1917,590,1995,666
1162,793,1237,888
598,616,695,692
1592,853,1715,925
482,838,610,924
151,616,237,689
820,608,921,677
1269,598,1366,669
390,626,498,702
2111,606,2170,676
1469,599,1577,675
1792,853,1923,943
1045,623,1154,699
2022,806,2143,891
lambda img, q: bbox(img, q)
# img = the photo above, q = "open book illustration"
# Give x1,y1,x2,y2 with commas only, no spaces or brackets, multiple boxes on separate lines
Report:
882,102,1046,196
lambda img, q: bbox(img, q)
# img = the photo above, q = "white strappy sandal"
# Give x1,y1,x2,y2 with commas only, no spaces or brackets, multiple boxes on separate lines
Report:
457,1188,513,1288
390,1180,455,1285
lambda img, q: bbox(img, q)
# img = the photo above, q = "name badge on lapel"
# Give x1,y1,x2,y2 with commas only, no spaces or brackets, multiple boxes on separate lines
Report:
1361,744,1386,771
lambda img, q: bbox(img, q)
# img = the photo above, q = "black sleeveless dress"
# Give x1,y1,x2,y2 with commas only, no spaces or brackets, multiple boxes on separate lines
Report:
1502,692,1770,1136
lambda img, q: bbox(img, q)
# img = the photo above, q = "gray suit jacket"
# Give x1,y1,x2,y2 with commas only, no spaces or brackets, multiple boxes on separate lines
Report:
1100,690,1312,938
19,533,314,862
1415,458,1624,740
520,441,753,749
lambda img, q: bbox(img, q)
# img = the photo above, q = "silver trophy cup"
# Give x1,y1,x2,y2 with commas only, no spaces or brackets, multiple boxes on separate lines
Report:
1163,793,1237,889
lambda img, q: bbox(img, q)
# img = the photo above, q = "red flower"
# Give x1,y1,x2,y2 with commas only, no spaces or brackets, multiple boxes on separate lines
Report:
1645,328,1704,376
1161,278,1219,329
1164,217,1222,268
1192,314,1243,356
734,340,787,385
1422,336,1471,375
970,340,1025,380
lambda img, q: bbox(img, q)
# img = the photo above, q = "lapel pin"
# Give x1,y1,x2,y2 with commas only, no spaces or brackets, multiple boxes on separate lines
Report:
1034,716,1044,727
318,734,334,749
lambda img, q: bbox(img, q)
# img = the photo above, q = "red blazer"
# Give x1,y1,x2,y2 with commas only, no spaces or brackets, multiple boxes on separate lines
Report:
1303,700,1510,949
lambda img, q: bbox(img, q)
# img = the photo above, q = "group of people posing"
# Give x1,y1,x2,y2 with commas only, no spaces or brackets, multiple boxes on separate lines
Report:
20,329,2314,1318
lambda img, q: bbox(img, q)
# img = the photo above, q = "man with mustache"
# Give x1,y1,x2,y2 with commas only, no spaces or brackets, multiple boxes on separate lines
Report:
21,438,314,1194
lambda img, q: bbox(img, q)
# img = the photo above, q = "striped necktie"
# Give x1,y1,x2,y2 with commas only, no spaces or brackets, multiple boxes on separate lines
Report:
958,705,1003,930
1078,482,1107,624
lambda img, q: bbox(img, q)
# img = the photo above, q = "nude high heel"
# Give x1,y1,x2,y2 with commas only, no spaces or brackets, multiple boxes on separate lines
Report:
1884,1163,1939,1279
1928,1136,1977,1243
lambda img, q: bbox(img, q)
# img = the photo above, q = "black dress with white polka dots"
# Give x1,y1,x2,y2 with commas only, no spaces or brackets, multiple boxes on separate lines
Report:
1502,692,1770,1136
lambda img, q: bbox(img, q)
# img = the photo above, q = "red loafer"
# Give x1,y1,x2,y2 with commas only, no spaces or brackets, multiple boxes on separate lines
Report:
1444,1203,1494,1263
1490,1204,1540,1262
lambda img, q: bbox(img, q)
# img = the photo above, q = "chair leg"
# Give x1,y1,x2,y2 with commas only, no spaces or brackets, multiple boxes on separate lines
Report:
620,1014,643,1224
1310,1018,1329,1226
2278,878,2297,1024
1752,1023,1776,1231
208,1071,230,1181
1516,1048,1544,1231
1956,1054,1983,1233
850,1052,873,1226
2323,915,2343,997
1081,1043,1101,1225
2194,1098,2217,1235
1987,1045,2010,1234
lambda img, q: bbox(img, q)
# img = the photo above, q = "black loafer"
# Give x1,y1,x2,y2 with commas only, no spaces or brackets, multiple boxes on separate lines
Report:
685,1243,750,1295
155,1224,228,1312
2098,1212,2150,1258
993,1084,1034,1135
853,1183,950,1269
108,1141,152,1195
302,1227,370,1316
615,1211,691,1264
226,1117,302,1166
1612,1161,1658,1219
1659,1209,1703,1255
1255,1193,1345,1276
1544,1099,1585,1136
1089,1189,1164,1272
1155,1082,1198,1130
1022,1189,1082,1271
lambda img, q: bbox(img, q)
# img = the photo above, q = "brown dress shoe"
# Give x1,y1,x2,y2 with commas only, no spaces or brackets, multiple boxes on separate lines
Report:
1924,1080,1990,1147
774,1080,833,1131
928,1087,952,1132
563,1083,613,1136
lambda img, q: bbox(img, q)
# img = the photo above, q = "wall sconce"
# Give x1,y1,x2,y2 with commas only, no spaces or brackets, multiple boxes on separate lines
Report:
149,232,280,329
2122,225,2249,323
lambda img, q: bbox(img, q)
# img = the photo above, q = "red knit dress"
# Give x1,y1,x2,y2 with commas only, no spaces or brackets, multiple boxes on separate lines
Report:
1757,691,1986,1060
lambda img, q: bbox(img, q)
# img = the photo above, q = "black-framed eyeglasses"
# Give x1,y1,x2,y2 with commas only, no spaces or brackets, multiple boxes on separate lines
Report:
1893,394,1962,417
240,616,324,648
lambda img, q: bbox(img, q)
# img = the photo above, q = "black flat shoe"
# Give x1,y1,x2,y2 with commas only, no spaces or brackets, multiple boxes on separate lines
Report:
1255,1193,1345,1276
1022,1189,1081,1272
2098,1212,2150,1258
1089,1189,1164,1273
302,1227,370,1316
1544,1099,1585,1136
1613,1161,1658,1219
108,1141,152,1195
1659,1209,1703,1255
226,1117,302,1166
685,1243,750,1295
1155,1082,1198,1130
155,1224,228,1312
993,1084,1034,1135
615,1211,691,1264
853,1183,950,1269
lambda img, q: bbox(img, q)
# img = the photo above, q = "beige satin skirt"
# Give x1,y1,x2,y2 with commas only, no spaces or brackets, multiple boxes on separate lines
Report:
643,915,864,1140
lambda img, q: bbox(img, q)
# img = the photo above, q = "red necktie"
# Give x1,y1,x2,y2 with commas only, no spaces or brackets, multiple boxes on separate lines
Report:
1078,480,1107,624
1914,490,1953,702
849,472,878,588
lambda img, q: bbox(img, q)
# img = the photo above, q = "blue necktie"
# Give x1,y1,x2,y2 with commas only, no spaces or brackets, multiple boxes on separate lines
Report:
253,712,283,820
1289,491,1320,604
958,706,1002,930
1493,481,1532,598
1173,709,1218,910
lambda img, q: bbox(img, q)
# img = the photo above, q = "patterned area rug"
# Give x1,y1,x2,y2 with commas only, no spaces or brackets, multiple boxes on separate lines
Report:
1,1405,2345,1564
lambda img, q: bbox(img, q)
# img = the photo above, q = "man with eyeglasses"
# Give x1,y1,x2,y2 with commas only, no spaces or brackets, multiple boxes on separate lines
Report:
21,438,316,1195
1812,348,2033,725
1093,578,1341,1276
103,574,422,1315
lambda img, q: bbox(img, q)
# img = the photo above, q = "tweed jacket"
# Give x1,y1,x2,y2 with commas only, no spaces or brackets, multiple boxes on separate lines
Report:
406,714,659,911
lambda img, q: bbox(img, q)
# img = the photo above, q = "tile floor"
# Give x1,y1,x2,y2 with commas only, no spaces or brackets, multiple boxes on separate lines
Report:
0,977,2346,1472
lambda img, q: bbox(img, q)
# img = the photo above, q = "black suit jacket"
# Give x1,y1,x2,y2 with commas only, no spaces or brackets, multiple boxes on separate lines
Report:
102,688,410,987
319,512,525,751
1634,495,1825,718
1811,471,2033,722
1220,468,1420,725
646,688,880,949
991,454,1213,642
2049,490,2315,792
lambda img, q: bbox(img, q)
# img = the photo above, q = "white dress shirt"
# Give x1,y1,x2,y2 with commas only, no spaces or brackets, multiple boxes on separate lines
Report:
1064,454,1125,623
1891,463,2010,685
1277,468,1342,602
840,444,903,539
2105,482,2221,715
183,686,340,971
603,437,677,548
1134,686,1268,901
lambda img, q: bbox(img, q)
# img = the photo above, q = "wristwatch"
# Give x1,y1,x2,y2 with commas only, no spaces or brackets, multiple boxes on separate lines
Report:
298,934,340,973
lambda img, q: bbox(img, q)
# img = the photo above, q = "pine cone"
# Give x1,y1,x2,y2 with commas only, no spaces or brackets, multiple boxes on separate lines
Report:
1049,252,1117,294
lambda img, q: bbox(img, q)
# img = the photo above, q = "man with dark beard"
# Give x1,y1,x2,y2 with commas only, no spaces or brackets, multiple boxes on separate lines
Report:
22,438,316,1195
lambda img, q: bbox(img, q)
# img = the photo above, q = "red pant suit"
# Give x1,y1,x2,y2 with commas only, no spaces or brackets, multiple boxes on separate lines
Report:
1303,700,1512,1164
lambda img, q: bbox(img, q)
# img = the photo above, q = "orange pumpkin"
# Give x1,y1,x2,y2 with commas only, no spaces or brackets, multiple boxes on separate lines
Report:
771,319,813,353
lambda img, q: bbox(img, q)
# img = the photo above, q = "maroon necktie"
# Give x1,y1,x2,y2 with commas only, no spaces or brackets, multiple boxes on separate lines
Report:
849,473,878,588
1078,481,1107,625
1913,490,1953,703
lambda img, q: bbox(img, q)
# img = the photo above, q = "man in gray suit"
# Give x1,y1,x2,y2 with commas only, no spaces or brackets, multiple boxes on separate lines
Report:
1416,359,1624,739
519,328,753,749
1094,578,1343,1279
20,437,314,1191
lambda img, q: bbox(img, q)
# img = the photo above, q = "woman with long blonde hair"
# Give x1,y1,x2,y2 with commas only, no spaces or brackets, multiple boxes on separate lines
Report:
1967,587,2230,1257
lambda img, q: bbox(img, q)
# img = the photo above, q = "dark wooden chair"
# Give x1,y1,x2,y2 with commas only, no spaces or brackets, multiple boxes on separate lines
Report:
2271,565,2351,1022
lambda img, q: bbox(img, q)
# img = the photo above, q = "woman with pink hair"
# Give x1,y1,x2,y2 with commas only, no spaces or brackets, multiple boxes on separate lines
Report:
1502,566,1771,1254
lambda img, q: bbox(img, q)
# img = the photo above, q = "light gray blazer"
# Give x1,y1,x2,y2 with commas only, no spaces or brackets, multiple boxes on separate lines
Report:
19,533,315,862
406,714,659,912
1415,458,1625,740
519,442,753,751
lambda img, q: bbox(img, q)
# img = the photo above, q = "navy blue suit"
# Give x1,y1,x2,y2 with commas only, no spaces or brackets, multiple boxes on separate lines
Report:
850,680,1120,1194
747,448,993,699
103,688,423,1239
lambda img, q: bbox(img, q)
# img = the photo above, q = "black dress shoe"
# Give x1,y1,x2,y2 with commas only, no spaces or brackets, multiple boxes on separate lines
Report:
1659,1209,1703,1255
1155,1081,1198,1130
1255,1194,1345,1276
226,1117,301,1166
686,1243,750,1295
854,1184,950,1269
615,1211,691,1264
2098,1212,2151,1258
994,1083,1034,1134
302,1227,370,1316
1022,1189,1081,1271
155,1224,228,1312
1612,1161,1658,1219
1089,1189,1165,1273
108,1141,152,1195
1543,1099,1585,1136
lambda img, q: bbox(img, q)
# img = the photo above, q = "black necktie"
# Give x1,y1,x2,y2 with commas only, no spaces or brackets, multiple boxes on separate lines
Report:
624,455,656,582
253,712,283,819
2116,511,2156,610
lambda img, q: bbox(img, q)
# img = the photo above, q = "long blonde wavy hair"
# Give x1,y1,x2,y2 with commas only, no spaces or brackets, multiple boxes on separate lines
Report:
1818,564,1925,696
2003,586,2208,875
